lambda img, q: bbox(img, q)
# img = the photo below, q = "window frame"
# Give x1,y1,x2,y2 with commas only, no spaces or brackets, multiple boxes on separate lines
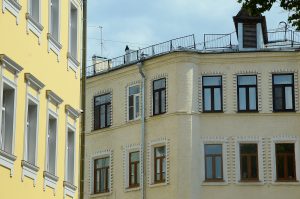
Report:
202,75,223,113
94,93,112,130
204,144,224,181
127,84,140,121
94,157,110,194
272,73,295,112
128,151,140,188
48,0,61,42
65,123,76,185
28,0,41,23
275,143,296,182
152,78,166,116
68,0,79,60
237,75,258,112
154,146,166,184
239,143,259,181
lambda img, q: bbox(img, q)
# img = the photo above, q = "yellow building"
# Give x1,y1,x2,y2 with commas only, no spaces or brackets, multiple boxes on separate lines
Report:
0,0,82,198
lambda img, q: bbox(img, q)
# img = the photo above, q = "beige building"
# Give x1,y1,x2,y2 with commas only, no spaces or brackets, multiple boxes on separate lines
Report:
83,10,300,199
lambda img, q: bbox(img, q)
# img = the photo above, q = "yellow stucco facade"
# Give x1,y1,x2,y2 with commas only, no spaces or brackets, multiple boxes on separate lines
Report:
0,0,82,198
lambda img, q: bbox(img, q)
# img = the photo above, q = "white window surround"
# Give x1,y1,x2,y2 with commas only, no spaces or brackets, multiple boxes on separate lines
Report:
200,136,228,185
89,149,113,196
123,144,141,192
127,84,141,122
48,0,62,61
67,0,80,72
63,104,79,199
0,55,23,176
234,136,264,184
270,135,300,184
147,137,170,187
26,0,43,44
22,73,44,186
2,0,22,25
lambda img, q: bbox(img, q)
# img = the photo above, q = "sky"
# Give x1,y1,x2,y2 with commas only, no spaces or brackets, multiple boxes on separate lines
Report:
87,0,292,66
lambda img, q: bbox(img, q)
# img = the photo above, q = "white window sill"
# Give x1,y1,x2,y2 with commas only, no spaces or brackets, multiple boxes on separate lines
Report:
201,181,228,186
43,171,59,195
125,186,140,192
149,182,168,188
63,181,77,198
67,52,80,73
2,0,22,24
26,13,43,44
0,149,17,176
90,192,111,198
47,33,62,61
21,160,39,186
236,181,265,186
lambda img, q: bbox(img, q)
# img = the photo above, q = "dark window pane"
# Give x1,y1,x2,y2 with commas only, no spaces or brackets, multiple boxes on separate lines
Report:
274,75,293,85
130,151,139,162
129,85,140,95
276,144,294,153
106,104,111,126
287,155,295,179
203,76,221,86
274,87,283,110
161,90,166,113
251,156,258,178
241,156,248,179
277,155,285,178
239,87,246,110
240,144,257,154
154,92,159,114
215,156,222,179
154,79,166,90
135,95,140,118
205,156,213,179
205,144,222,155
100,105,106,128
155,146,165,157
238,75,256,85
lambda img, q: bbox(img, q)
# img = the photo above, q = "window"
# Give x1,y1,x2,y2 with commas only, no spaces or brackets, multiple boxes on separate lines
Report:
25,99,38,165
50,0,60,41
202,76,222,112
0,82,16,154
153,78,166,115
273,74,294,112
240,144,258,181
94,93,111,130
29,0,40,22
46,113,58,175
94,157,110,194
205,144,223,181
276,143,296,181
154,146,166,183
129,151,140,187
66,127,75,184
69,3,78,59
128,85,140,121
237,75,257,112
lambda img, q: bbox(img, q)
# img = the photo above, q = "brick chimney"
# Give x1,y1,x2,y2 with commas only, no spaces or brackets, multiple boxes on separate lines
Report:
233,8,268,51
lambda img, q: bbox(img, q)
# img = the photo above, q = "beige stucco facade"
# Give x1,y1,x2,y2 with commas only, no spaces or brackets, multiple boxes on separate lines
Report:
84,50,300,199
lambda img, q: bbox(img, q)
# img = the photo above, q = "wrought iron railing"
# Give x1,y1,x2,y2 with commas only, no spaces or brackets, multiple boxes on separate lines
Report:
203,33,234,50
87,34,196,77
266,30,300,48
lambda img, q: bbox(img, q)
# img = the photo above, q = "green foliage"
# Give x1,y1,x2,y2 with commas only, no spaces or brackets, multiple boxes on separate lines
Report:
237,0,300,30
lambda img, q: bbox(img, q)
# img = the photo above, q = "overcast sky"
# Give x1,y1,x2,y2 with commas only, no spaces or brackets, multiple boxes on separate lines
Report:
87,0,291,66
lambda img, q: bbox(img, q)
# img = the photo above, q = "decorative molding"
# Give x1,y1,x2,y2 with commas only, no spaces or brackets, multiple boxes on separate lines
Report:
46,90,63,106
200,136,229,185
147,137,170,186
148,73,168,117
24,73,45,91
21,160,40,186
47,33,62,62
43,171,59,195
0,54,23,75
88,149,113,195
63,181,77,198
26,13,44,45
65,104,80,120
122,143,141,192
0,149,16,176
2,0,22,25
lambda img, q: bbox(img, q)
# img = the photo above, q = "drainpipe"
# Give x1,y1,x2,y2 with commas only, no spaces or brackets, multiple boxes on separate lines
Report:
79,0,87,198
137,61,145,199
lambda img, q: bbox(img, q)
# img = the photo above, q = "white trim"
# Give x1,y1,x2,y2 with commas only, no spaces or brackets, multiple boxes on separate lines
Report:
44,171,59,195
147,137,170,186
2,0,22,25
89,149,113,195
234,136,264,184
65,122,76,184
123,144,141,191
21,160,39,186
127,84,141,122
200,136,228,185
270,135,300,183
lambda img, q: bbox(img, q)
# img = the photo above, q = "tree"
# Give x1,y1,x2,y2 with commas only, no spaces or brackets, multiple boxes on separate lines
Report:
237,0,300,30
